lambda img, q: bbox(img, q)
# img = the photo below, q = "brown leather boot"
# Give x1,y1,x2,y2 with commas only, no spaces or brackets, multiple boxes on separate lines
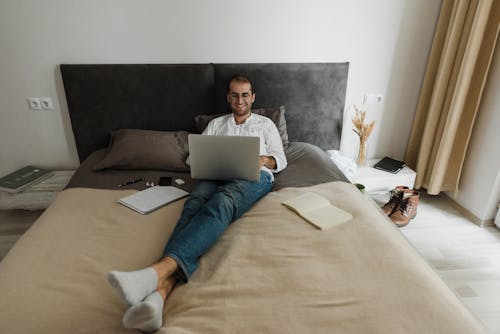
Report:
389,190,420,227
381,186,409,215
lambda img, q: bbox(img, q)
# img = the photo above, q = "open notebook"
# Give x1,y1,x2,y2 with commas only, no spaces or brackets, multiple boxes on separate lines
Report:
282,192,352,230
118,186,189,214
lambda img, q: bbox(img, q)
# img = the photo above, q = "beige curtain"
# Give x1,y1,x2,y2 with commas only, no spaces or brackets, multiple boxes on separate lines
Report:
405,0,500,194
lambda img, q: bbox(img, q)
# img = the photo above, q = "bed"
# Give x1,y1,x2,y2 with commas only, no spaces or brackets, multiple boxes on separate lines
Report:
0,63,484,333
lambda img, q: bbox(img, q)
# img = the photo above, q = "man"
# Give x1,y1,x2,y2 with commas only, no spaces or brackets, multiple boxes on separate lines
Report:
107,75,287,332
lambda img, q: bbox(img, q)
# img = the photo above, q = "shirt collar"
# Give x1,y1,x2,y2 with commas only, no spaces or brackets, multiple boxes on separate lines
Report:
230,112,253,126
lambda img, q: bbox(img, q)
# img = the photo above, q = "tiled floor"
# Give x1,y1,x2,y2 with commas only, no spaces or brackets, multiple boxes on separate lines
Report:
372,191,500,333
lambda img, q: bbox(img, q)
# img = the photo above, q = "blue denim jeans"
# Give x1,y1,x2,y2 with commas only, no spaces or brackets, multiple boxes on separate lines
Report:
162,170,273,282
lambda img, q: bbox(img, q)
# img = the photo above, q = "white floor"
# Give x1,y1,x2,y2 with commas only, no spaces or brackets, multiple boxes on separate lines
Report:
372,191,500,333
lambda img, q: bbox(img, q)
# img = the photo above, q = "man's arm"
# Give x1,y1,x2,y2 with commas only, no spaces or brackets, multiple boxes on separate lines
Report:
263,121,287,173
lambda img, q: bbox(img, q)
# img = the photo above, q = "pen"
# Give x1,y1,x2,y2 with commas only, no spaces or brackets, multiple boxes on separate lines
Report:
117,178,144,187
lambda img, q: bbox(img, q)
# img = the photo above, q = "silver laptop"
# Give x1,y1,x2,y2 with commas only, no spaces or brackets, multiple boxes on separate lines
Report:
188,134,260,181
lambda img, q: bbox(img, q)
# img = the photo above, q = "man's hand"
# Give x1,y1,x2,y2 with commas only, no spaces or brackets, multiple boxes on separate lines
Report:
259,155,277,169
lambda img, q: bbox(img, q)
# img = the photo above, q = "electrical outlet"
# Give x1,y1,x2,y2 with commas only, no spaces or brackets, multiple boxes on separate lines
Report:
40,97,54,110
363,94,384,105
27,97,42,110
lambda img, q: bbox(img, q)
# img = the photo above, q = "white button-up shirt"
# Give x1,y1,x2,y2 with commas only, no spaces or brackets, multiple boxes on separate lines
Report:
202,113,287,180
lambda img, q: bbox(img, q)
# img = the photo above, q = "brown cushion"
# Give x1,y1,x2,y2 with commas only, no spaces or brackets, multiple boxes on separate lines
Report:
92,129,190,171
194,106,289,148
193,113,225,133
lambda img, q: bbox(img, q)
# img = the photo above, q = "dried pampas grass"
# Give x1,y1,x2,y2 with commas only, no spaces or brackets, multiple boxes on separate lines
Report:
352,105,375,166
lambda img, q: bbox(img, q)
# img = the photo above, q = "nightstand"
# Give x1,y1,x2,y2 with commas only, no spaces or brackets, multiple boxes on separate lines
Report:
348,158,416,206
0,170,75,210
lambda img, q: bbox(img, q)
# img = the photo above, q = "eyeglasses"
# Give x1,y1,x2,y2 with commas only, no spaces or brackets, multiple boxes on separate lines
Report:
229,92,253,100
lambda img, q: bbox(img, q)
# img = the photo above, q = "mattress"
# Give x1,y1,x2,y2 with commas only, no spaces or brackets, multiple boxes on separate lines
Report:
0,181,484,333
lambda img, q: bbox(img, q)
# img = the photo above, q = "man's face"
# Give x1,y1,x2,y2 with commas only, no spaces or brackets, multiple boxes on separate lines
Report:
227,81,255,117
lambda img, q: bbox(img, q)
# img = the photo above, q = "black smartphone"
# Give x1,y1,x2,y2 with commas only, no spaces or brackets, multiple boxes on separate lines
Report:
158,177,172,186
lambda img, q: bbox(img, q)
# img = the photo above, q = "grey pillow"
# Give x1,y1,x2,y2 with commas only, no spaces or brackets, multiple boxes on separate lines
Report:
93,129,190,171
194,106,289,148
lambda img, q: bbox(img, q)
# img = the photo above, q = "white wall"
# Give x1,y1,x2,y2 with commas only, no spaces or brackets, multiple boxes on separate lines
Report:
0,0,442,176
449,39,500,221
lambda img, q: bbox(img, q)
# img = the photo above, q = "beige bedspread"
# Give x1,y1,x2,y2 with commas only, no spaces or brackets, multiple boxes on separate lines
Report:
0,181,484,333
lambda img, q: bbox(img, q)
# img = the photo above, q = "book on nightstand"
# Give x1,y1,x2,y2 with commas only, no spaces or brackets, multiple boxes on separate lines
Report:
373,156,406,174
0,166,54,193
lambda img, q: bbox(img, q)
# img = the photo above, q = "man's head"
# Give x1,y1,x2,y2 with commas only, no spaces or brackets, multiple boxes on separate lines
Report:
226,75,255,117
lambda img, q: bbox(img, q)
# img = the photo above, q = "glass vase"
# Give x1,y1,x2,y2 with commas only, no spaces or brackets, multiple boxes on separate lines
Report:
356,138,368,167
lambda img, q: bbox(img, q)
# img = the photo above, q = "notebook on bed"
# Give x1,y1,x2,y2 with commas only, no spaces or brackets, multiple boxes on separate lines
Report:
118,186,189,214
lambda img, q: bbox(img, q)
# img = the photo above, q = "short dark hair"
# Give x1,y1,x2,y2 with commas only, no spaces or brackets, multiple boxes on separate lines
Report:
227,74,253,93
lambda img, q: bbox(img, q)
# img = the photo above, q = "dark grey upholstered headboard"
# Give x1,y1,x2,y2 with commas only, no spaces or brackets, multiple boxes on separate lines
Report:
61,63,348,162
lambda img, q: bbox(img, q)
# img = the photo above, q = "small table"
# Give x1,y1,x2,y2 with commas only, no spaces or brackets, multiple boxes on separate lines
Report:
348,159,416,205
0,170,75,210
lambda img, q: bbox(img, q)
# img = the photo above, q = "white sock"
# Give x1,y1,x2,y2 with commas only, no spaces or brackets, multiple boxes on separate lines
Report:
122,291,164,332
107,268,158,305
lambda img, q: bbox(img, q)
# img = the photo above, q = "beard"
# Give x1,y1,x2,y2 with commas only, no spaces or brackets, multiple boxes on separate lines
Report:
232,104,251,116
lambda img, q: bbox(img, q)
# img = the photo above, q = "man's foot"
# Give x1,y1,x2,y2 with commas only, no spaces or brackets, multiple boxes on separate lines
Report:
107,268,158,305
122,276,177,332
107,257,179,306
122,291,164,332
